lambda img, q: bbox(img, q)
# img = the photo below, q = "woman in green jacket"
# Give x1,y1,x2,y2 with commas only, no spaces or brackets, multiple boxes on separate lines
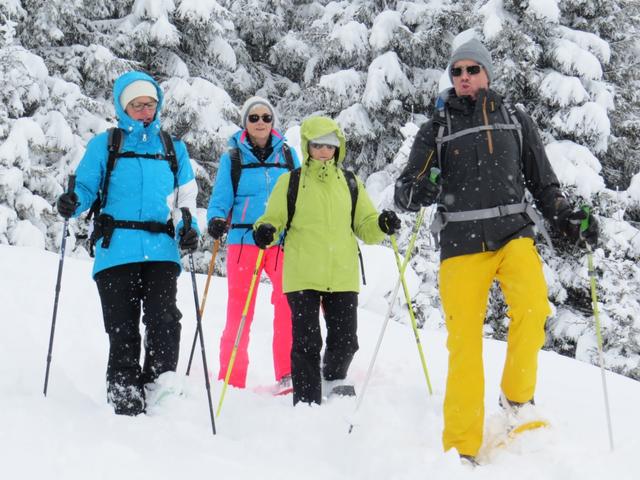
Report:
252,116,401,405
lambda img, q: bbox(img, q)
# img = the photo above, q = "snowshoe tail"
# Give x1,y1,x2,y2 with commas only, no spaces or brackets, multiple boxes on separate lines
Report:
508,419,550,438
331,385,356,397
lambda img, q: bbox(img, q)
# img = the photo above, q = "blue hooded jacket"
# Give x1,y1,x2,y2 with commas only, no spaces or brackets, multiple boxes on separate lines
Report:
207,128,299,245
72,71,199,277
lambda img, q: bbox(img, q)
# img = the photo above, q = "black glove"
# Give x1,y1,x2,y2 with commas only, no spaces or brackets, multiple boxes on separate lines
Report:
208,217,228,240
253,223,276,249
56,192,78,219
179,227,199,252
559,207,599,247
412,168,441,206
378,210,401,235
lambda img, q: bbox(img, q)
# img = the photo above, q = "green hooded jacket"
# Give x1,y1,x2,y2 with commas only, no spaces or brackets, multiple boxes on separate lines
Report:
255,116,386,293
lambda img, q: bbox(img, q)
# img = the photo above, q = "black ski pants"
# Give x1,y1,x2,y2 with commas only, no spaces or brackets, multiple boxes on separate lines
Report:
95,261,182,397
286,290,359,405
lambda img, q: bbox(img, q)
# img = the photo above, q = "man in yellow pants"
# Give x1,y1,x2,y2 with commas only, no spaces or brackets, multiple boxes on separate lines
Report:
394,38,598,464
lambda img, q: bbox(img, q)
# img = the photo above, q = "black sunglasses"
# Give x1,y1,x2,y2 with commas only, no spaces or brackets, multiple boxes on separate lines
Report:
450,65,482,77
247,113,273,123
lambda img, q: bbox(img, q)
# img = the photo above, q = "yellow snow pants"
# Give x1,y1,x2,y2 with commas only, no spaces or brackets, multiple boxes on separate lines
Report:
439,238,551,457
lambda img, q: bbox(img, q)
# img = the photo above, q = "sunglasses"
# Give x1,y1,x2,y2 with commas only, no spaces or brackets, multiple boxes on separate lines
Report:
309,143,337,150
247,113,273,123
129,101,158,112
450,65,482,77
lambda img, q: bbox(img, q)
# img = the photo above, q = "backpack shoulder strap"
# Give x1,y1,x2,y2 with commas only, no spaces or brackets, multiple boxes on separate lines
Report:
502,102,523,160
88,127,123,219
159,130,178,181
342,169,359,231
285,168,302,231
229,147,242,196
342,169,366,285
433,103,449,170
282,143,295,171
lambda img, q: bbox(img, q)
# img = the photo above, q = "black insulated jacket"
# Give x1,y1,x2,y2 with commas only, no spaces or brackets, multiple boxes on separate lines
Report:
395,88,571,261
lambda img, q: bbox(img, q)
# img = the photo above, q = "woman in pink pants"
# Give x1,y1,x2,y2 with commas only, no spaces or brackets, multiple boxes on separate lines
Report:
206,96,300,392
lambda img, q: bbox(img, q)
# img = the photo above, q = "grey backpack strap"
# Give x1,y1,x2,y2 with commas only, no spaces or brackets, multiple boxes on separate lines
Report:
502,103,523,159
429,200,554,253
441,202,528,222
436,124,446,168
524,203,555,254
439,123,520,144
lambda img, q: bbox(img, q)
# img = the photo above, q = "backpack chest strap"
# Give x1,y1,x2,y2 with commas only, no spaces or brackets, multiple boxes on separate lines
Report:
437,123,520,145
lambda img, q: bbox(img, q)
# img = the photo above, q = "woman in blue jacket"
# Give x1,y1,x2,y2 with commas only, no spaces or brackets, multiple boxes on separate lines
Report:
207,96,299,393
56,71,200,416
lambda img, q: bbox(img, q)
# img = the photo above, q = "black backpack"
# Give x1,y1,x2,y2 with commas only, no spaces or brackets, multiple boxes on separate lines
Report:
284,167,365,284
86,127,178,255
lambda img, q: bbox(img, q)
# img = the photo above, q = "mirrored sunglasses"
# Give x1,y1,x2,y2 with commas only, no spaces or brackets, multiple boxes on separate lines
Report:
450,65,482,77
248,113,273,123
129,101,158,112
309,143,337,150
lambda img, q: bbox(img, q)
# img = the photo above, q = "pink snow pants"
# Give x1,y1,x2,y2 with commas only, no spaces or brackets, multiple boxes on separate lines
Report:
218,244,292,388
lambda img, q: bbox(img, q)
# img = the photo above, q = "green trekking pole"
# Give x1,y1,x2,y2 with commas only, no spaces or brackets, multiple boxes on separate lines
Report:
216,248,264,418
348,206,426,434
390,234,433,395
580,207,614,451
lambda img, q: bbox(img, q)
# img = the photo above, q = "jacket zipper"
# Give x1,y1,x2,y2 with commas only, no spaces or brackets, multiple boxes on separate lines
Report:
417,150,434,180
482,96,494,154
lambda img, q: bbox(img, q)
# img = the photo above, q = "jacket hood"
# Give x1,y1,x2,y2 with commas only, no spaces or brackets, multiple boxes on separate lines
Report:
300,116,346,166
113,71,163,134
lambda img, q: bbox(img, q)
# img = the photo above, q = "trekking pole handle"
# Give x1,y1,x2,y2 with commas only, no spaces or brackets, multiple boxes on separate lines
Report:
181,207,192,232
429,167,441,184
579,205,590,234
67,174,76,195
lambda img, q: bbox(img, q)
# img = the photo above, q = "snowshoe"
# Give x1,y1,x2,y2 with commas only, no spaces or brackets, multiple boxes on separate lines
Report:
274,374,293,396
459,454,480,468
330,384,356,397
144,372,184,410
322,379,356,401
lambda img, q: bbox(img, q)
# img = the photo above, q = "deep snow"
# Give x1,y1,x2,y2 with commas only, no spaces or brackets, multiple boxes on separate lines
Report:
1,244,638,480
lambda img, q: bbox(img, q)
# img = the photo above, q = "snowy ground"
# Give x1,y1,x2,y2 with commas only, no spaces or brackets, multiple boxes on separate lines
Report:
1,244,638,480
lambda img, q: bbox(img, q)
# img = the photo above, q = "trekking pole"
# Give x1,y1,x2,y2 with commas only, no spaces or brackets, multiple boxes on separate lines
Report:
216,248,264,418
390,234,433,395
181,209,216,435
348,207,426,434
44,174,75,397
581,208,614,451
186,238,221,375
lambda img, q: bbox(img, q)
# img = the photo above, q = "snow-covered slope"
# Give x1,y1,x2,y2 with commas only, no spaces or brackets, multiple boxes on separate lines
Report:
1,245,637,479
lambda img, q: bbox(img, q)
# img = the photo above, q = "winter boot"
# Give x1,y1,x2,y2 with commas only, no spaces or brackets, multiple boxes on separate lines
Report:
107,369,145,416
107,382,145,416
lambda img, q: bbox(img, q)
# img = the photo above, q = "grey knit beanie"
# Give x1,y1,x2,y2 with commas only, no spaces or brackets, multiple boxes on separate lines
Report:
240,96,277,128
448,39,494,83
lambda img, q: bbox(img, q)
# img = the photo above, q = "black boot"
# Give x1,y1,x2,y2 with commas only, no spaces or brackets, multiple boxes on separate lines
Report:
107,371,145,416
